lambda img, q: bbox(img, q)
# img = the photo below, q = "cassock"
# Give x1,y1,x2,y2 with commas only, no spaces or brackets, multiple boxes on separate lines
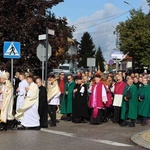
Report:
38,85,48,128
72,84,89,123
121,84,138,121
16,79,28,110
61,81,75,114
88,81,108,124
139,84,150,118
15,82,40,127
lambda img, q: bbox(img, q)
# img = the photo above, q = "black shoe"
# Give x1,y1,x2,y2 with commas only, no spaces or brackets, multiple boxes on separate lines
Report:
119,121,127,127
0,127,7,131
128,122,135,127
67,117,72,121
17,125,26,130
50,123,56,127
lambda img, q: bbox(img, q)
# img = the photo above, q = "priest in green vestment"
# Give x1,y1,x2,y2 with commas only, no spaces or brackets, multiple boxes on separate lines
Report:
138,77,150,126
120,76,138,127
61,74,75,121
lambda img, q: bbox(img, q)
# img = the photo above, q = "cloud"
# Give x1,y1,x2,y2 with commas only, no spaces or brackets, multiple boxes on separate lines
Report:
69,1,149,62
140,0,149,13
70,3,126,62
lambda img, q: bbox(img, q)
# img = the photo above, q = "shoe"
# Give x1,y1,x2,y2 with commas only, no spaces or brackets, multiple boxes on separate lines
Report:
141,122,148,126
112,120,118,124
119,121,127,127
17,125,26,130
128,122,135,127
0,127,7,131
50,123,56,127
67,117,72,121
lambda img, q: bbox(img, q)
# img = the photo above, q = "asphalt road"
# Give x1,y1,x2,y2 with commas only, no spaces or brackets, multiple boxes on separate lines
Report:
0,120,149,150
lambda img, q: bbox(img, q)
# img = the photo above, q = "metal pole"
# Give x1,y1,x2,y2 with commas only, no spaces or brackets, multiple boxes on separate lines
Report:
116,60,118,73
42,45,44,84
45,27,48,88
11,59,13,84
42,61,44,84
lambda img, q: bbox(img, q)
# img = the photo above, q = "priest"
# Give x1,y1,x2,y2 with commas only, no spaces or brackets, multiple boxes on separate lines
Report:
138,77,150,126
120,76,138,127
15,75,40,130
72,76,89,123
88,73,108,124
36,77,48,128
112,75,126,124
0,71,15,131
61,74,75,121
47,74,60,127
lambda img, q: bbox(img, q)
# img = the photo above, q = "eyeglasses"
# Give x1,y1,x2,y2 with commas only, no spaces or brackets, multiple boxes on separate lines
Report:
60,74,65,76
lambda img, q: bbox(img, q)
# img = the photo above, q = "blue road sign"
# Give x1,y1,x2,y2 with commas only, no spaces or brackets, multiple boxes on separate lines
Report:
3,41,21,59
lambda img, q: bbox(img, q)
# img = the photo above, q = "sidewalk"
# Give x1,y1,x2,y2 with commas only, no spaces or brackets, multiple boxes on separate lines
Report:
131,130,150,149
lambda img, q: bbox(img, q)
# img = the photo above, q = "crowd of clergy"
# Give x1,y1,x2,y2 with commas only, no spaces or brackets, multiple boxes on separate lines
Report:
0,69,150,131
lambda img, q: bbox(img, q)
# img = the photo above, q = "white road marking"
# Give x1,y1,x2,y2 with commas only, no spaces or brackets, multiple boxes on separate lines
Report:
41,128,75,137
88,139,132,147
41,129,132,147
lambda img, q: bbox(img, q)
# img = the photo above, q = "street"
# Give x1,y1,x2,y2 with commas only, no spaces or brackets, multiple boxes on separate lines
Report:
0,119,149,150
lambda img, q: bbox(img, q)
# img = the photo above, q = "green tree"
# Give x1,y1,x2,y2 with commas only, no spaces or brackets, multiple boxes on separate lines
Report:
78,32,95,67
117,9,150,69
147,0,150,7
95,47,105,72
0,0,74,72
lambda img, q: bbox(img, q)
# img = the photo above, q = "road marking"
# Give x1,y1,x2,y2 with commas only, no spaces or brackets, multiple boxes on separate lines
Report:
41,128,75,137
87,139,132,147
41,129,132,147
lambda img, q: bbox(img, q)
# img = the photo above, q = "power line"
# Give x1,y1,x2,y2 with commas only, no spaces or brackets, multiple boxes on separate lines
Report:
72,11,129,26
75,11,129,31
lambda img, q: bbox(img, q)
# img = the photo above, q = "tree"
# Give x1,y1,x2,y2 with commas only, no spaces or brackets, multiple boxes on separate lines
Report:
147,0,150,7
0,0,74,72
117,9,150,69
78,32,95,67
95,47,105,72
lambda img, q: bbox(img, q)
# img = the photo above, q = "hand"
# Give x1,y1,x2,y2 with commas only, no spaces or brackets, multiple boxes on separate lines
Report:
25,87,29,92
66,91,68,95
124,96,128,101
103,101,107,104
16,88,20,92
73,89,77,93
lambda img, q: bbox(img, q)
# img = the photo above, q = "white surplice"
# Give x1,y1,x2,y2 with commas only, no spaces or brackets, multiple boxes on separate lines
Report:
16,82,40,127
16,79,28,110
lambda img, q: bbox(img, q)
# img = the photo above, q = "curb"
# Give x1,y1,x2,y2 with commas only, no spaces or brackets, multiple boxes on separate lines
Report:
131,130,150,149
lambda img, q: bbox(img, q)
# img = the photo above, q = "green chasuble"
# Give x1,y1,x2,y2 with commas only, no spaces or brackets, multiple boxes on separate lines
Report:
139,84,150,117
121,84,138,120
61,81,75,114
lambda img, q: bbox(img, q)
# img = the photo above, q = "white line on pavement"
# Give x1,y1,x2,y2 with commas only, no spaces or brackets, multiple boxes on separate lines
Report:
41,128,75,137
88,139,132,147
41,129,132,147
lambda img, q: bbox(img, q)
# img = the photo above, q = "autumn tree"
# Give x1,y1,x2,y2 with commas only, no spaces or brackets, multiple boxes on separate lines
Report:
0,0,74,72
78,32,95,67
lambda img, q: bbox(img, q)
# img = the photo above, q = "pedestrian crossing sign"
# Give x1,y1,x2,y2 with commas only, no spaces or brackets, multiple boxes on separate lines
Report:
3,41,21,59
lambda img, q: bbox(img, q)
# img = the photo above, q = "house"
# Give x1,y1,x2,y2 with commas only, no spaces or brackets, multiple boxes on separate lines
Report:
120,55,132,70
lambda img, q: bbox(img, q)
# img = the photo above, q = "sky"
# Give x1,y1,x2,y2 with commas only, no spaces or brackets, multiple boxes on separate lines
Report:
51,0,149,62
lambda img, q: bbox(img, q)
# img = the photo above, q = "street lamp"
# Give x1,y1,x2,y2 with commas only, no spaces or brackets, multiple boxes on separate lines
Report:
124,1,134,8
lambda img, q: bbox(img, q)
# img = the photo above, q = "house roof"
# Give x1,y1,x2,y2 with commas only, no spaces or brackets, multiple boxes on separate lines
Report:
121,55,132,62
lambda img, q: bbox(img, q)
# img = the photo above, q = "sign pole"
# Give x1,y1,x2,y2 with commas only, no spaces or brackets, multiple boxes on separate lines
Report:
42,46,44,84
11,59,13,84
45,27,48,88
